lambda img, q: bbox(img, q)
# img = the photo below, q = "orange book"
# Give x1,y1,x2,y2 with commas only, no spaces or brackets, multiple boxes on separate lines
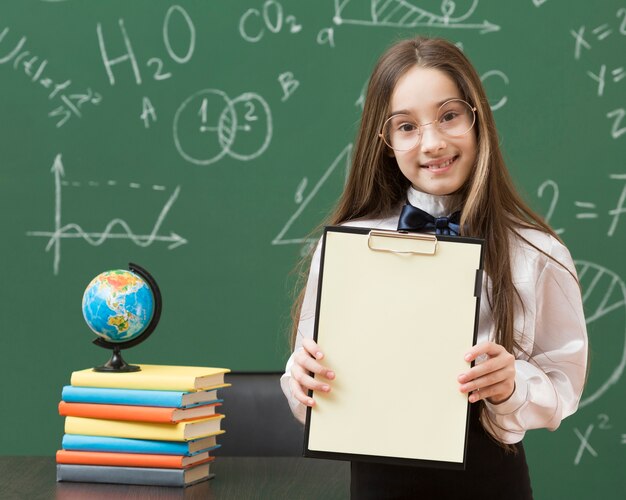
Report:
56,449,214,469
58,401,220,423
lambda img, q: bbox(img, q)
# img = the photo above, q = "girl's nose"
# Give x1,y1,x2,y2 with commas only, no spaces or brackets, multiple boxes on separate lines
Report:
419,124,446,153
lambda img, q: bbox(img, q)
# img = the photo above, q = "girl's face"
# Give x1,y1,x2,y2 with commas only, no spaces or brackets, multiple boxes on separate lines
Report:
388,66,477,196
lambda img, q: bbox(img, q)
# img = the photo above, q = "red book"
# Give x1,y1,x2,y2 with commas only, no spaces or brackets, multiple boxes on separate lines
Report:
58,401,220,423
56,449,214,469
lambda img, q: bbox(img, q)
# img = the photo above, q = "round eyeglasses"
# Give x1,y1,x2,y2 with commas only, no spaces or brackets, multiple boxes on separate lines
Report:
379,99,477,152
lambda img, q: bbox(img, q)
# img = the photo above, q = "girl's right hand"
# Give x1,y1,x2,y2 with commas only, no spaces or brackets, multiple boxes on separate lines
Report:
289,337,335,407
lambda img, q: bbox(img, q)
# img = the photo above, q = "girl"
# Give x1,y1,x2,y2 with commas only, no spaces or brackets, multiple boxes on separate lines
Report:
280,36,588,499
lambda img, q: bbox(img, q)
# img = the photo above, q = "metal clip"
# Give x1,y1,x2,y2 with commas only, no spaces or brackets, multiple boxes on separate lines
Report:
367,230,437,255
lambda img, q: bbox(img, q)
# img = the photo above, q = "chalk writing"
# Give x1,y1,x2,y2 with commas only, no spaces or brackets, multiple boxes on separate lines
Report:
332,0,500,34
608,174,626,236
0,27,102,128
573,415,622,465
147,58,172,81
278,71,299,102
174,88,272,166
574,424,598,465
576,261,626,408
295,178,308,204
537,179,565,235
587,64,625,96
97,19,142,85
272,143,352,247
574,201,598,219
140,96,158,128
607,108,626,139
537,175,626,237
355,80,368,110
26,154,186,275
239,0,302,43
620,8,626,34
163,5,195,64
570,19,622,59
60,180,167,192
480,70,509,111
570,7,625,139
97,5,195,86
317,27,335,48
597,414,611,430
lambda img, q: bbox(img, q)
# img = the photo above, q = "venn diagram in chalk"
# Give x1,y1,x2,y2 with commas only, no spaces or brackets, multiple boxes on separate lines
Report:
173,88,272,166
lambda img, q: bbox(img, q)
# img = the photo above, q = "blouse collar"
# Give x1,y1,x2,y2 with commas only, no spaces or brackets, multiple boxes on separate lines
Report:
406,186,462,218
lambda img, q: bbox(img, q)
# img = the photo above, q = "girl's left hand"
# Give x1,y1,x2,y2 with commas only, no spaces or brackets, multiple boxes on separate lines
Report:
458,341,516,405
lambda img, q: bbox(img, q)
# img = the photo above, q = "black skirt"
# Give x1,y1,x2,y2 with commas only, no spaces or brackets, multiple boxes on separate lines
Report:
350,406,533,500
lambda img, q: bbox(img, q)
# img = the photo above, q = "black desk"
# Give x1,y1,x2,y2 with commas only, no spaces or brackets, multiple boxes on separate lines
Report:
0,456,350,499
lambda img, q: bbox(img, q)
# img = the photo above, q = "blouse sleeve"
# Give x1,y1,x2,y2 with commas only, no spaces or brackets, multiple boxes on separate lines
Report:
280,239,323,424
482,237,589,443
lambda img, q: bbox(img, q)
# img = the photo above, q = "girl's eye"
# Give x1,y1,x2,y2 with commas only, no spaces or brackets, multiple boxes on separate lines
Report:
397,122,417,133
439,111,459,123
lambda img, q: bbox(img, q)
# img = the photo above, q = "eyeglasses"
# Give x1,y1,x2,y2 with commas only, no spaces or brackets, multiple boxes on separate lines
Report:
379,99,477,152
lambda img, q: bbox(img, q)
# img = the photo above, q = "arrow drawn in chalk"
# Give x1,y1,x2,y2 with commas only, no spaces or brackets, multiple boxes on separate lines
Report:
26,154,187,275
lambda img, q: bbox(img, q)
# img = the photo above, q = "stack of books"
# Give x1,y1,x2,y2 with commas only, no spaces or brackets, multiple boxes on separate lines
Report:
56,364,230,487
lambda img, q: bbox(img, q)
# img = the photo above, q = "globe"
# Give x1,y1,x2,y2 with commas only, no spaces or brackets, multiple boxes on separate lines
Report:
82,269,155,344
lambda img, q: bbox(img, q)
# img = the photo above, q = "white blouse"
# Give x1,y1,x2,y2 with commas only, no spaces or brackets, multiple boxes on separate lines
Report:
280,188,588,444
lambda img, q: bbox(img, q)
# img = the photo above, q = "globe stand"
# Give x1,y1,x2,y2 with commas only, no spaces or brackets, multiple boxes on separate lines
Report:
90,262,162,373
94,346,140,372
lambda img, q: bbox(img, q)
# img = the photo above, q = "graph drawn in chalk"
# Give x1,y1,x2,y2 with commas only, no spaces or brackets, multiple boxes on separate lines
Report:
173,88,272,166
332,0,500,34
26,154,187,275
575,260,626,408
272,143,352,248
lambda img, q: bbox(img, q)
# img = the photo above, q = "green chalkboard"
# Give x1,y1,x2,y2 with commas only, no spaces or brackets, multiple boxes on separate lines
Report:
1,1,624,497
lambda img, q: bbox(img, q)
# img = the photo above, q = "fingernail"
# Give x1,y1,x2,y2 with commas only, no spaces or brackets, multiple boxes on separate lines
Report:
464,353,472,361
316,351,324,359
308,399,315,406
322,385,330,392
327,370,335,379
458,374,466,382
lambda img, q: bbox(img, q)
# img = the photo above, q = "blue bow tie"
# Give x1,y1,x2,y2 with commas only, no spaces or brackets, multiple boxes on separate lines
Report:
397,203,461,236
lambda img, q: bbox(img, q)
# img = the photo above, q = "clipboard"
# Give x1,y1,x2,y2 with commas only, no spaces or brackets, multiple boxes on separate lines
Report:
303,226,485,469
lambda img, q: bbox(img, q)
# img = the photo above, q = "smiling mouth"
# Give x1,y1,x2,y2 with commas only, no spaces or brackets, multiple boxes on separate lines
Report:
421,156,458,170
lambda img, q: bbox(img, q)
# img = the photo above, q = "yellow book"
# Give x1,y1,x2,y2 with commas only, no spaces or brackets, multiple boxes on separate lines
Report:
65,415,225,441
70,365,230,391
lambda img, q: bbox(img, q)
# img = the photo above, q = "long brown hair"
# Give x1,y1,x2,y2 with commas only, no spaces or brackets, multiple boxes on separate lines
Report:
290,36,564,446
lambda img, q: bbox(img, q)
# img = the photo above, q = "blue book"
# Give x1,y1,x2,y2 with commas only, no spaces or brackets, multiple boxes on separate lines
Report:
61,385,224,408
57,463,214,486
61,434,222,456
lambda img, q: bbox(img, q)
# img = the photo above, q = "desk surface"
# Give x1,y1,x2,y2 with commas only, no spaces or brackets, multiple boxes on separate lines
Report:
0,456,350,500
